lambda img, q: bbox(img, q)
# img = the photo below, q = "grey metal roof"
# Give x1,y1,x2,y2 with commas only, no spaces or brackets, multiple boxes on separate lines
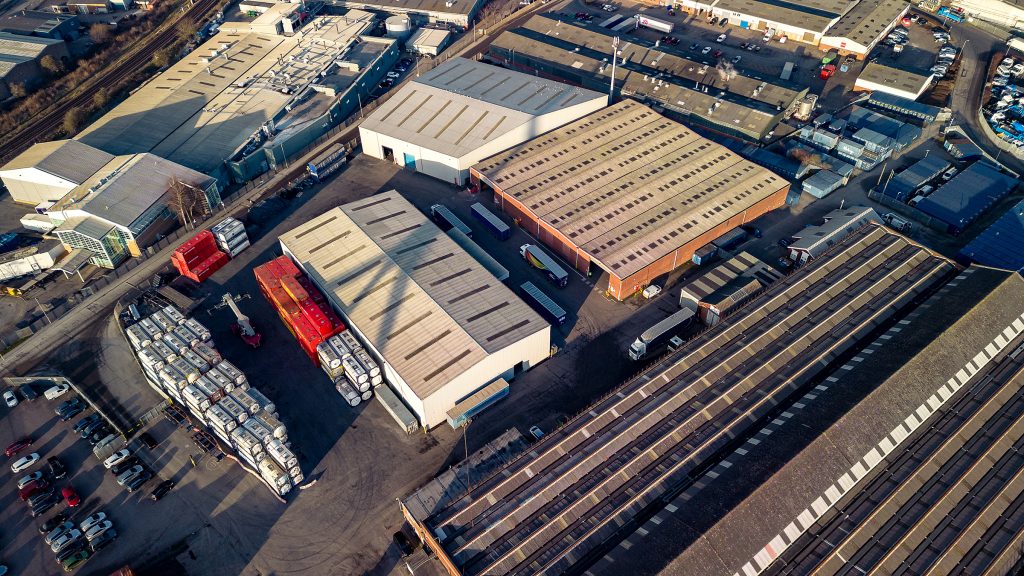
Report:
279,190,548,401
471,100,789,280
414,224,954,576
590,266,1024,576
788,206,880,257
958,198,1024,271
327,0,481,17
713,0,841,33
360,58,605,160
0,10,77,35
882,154,950,201
679,251,781,309
0,140,114,185
916,161,1020,231
0,31,62,56
49,153,213,230
823,0,908,48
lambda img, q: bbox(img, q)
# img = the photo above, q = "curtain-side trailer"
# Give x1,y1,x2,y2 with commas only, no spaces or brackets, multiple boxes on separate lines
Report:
430,204,473,237
519,281,567,325
520,244,569,287
628,308,695,360
470,203,511,240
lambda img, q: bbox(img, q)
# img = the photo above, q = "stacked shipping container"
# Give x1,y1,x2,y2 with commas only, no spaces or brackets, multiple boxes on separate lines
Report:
253,256,346,363
211,217,250,258
123,304,302,495
172,231,229,283
316,330,383,407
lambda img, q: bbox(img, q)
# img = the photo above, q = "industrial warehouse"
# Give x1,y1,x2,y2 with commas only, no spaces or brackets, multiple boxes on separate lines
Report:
279,191,551,429
487,14,806,141
594,267,1024,576
402,224,955,575
470,100,790,300
358,58,606,185
327,0,483,27
74,10,398,183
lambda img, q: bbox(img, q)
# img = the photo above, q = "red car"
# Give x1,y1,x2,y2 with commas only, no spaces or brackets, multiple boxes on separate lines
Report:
712,49,723,58
19,478,50,501
5,438,32,458
62,485,80,507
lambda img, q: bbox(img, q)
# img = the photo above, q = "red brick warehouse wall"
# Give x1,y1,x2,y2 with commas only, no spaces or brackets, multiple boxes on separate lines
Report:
472,167,790,301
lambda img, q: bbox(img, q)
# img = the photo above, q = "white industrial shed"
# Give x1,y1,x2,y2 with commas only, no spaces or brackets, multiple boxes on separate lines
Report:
0,140,114,205
358,58,606,185
279,190,551,428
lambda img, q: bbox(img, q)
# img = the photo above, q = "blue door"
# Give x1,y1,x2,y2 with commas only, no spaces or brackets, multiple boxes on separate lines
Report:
403,153,416,169
740,20,749,28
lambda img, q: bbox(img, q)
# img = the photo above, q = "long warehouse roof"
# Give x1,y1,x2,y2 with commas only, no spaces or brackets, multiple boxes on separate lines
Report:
360,57,605,159
411,224,954,576
586,266,1024,576
823,0,908,48
472,100,788,279
279,190,547,400
0,139,114,184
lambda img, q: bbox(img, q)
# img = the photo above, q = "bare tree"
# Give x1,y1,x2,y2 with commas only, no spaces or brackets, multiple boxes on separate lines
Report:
63,107,86,134
8,82,27,98
787,148,821,166
89,23,111,44
166,177,208,230
40,55,63,76
152,48,172,68
176,18,197,41
92,87,110,108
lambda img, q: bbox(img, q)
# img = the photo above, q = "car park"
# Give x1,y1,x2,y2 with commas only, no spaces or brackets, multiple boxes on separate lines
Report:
116,465,143,486
16,470,43,489
12,453,40,473
62,485,80,507
89,529,117,552
40,513,69,535
126,471,153,493
5,438,32,457
3,389,18,408
45,521,75,545
103,449,131,469
51,529,82,553
47,456,66,479
150,479,175,501
85,521,112,541
44,383,70,400
79,512,107,533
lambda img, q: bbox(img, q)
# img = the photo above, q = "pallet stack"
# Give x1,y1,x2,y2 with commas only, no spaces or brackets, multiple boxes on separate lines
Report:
172,231,228,283
253,256,346,363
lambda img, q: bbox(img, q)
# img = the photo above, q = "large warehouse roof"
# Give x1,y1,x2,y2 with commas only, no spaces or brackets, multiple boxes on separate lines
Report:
587,266,1024,576
471,100,788,279
0,140,113,185
958,198,1024,271
409,225,953,576
856,62,934,98
359,57,604,159
279,190,547,400
75,15,378,175
823,0,908,49
713,0,843,33
916,160,1019,231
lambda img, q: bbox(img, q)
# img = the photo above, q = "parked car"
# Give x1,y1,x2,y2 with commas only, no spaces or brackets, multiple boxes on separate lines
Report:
642,285,662,299
44,383,70,400
731,55,742,64
55,541,89,564
126,471,153,493
701,46,712,55
713,49,723,58
689,42,699,50
19,478,50,501
716,33,726,42
18,470,45,490
378,79,394,89
116,466,144,487
529,425,544,440
79,420,106,439
393,530,416,556
61,549,91,571
30,494,61,517
385,71,400,79
12,453,40,473
942,167,958,181
139,433,158,449
55,398,82,417
62,485,80,507
87,429,112,446
741,225,763,238
103,449,131,470
73,414,101,434
719,17,728,26
85,521,112,541
51,529,82,553
48,456,67,479
89,529,117,552
60,403,86,422
150,479,175,501
5,438,32,457
45,521,75,545
3,389,18,408
18,383,39,401
40,514,70,537
110,457,140,476
79,512,107,533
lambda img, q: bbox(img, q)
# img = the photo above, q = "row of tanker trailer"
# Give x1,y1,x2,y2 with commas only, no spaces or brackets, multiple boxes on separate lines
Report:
123,304,300,496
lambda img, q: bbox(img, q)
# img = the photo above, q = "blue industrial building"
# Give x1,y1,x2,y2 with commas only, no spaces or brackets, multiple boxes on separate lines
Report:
916,161,1020,234
958,199,1024,271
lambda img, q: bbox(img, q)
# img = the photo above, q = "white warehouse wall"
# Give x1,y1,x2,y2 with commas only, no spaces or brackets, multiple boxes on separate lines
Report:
0,168,79,205
853,77,931,100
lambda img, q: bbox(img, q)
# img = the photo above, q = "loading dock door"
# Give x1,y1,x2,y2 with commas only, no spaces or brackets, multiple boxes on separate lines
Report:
740,20,749,28
403,153,416,169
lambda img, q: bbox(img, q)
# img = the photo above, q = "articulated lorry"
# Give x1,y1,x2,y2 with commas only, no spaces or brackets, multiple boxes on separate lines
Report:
521,244,569,287
628,308,695,360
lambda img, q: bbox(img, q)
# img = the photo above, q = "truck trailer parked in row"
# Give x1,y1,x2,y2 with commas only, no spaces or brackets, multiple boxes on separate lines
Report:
470,203,511,240
430,204,472,237
519,281,567,325
635,14,673,33
520,244,569,287
628,308,695,361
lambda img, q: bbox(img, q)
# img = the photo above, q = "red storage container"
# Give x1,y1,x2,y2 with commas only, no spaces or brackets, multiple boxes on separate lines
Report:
173,231,219,268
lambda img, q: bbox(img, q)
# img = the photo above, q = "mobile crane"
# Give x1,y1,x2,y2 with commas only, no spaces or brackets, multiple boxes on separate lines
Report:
217,293,262,348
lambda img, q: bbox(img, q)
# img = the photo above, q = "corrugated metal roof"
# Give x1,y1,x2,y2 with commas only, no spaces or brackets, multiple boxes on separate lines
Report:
360,57,605,159
882,154,950,200
789,205,880,256
472,100,788,279
959,198,1024,271
856,62,933,95
916,161,1019,231
823,0,907,49
0,140,114,185
279,190,548,400
713,0,839,32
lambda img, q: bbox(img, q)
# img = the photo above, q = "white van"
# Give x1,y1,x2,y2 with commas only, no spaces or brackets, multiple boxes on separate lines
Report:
44,383,70,400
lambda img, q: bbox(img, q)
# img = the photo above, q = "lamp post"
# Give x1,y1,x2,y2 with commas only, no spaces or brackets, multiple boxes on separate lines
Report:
609,36,620,105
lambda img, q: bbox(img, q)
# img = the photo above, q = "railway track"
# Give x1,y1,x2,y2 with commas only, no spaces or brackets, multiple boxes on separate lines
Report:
0,0,223,165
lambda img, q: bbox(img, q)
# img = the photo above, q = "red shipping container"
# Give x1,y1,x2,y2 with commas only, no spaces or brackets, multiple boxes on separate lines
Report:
275,256,301,277
280,276,309,304
173,232,219,268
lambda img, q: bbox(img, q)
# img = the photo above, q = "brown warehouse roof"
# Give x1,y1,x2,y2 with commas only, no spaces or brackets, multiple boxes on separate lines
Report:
472,100,788,280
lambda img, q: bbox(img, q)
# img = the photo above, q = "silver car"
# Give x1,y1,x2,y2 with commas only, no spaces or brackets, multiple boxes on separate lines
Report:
50,529,82,553
115,465,143,487
79,512,107,533
45,521,74,545
16,471,43,490
85,521,113,542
